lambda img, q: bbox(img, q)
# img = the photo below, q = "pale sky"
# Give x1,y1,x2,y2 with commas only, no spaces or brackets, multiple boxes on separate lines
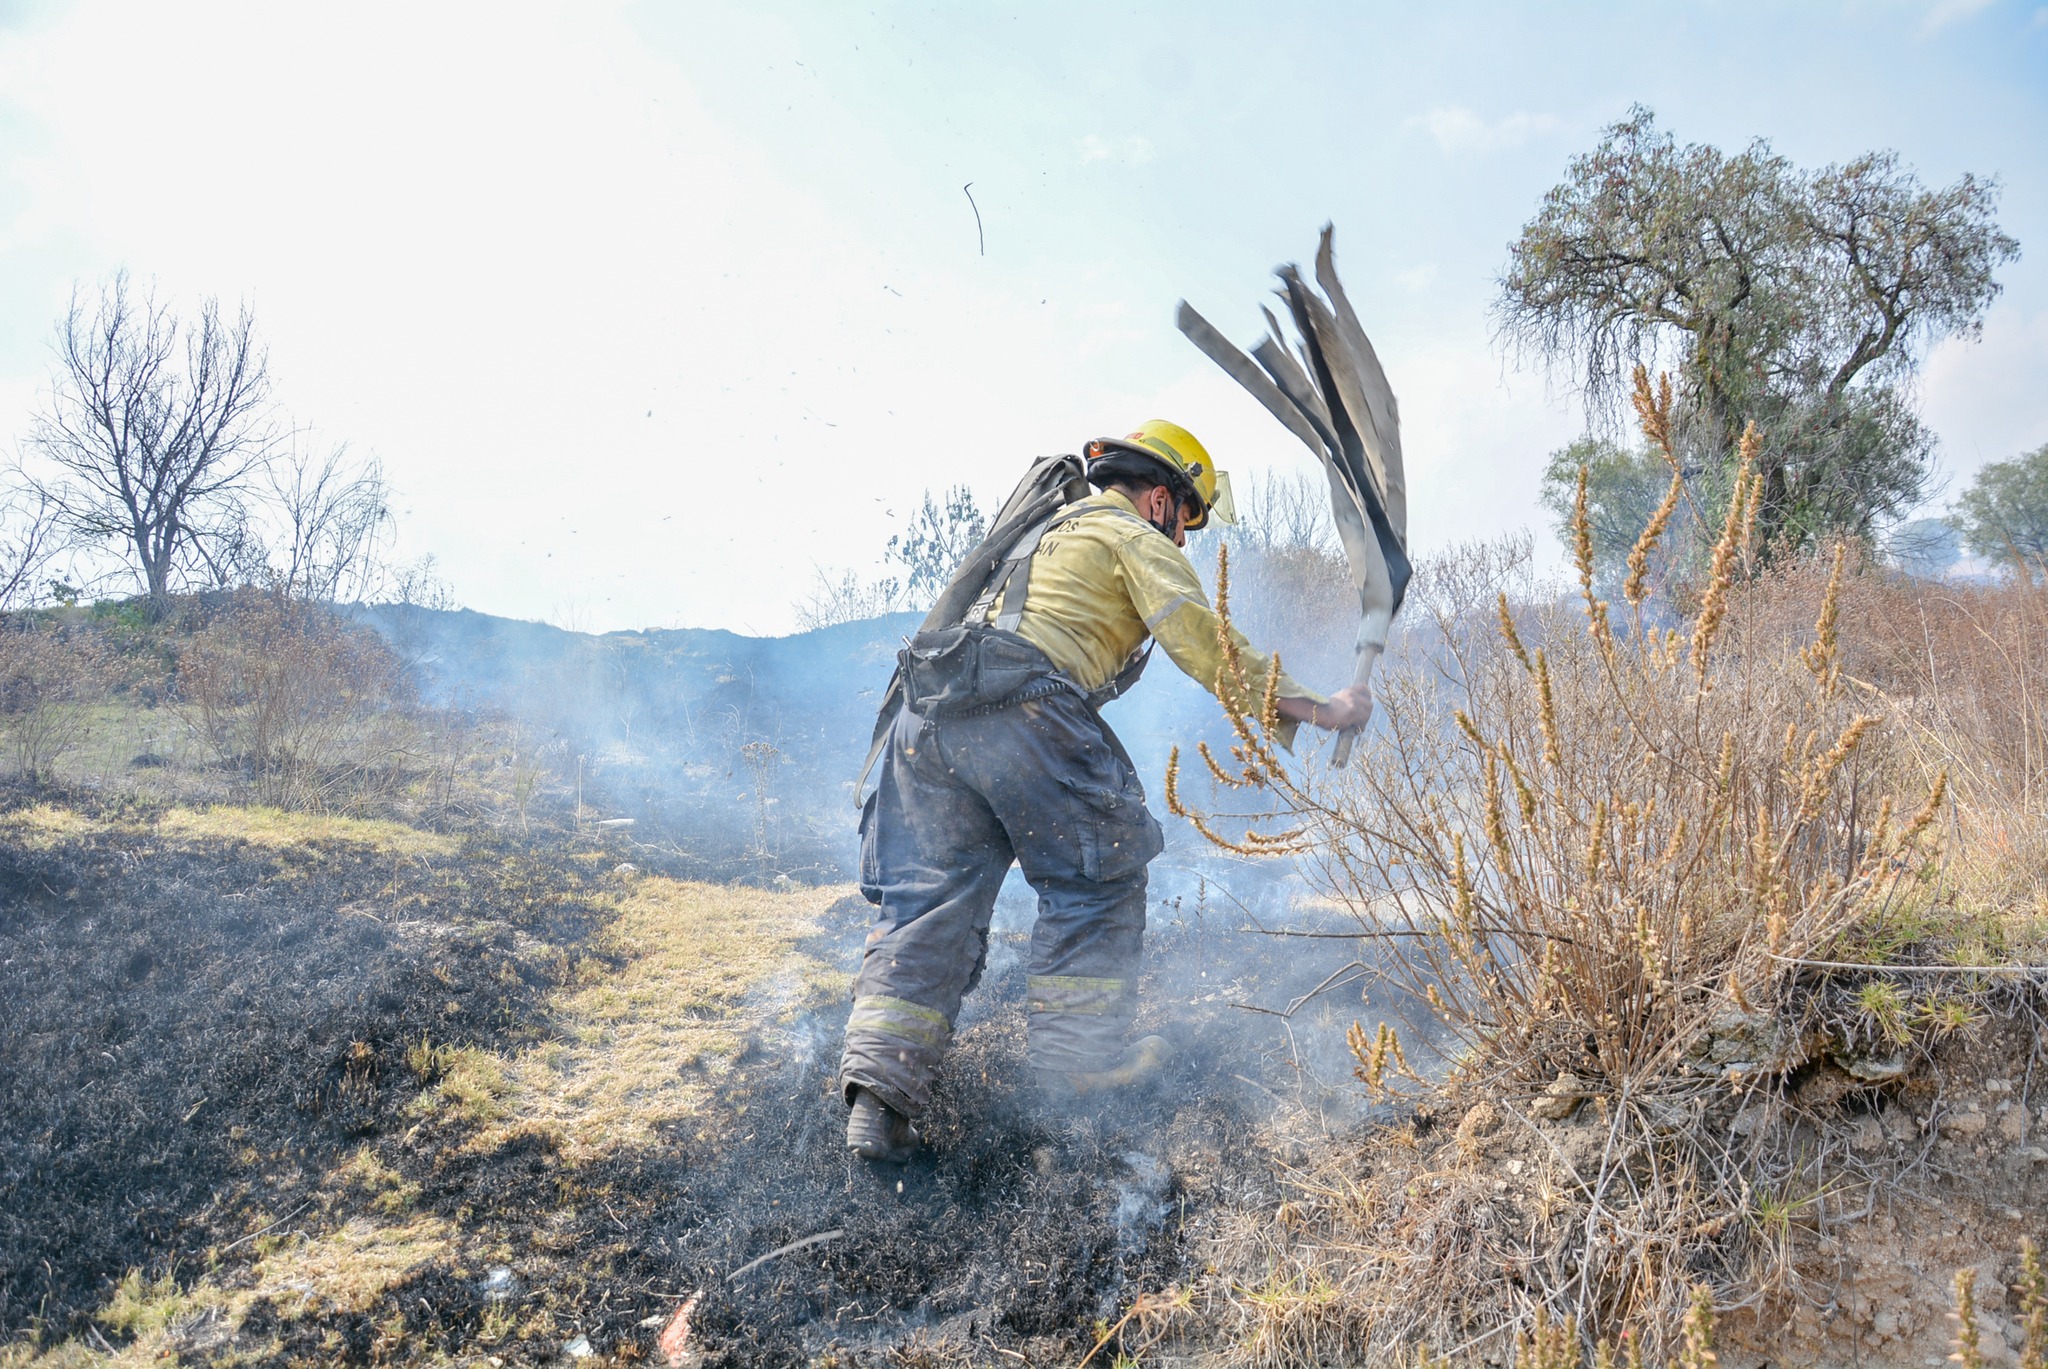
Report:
1,0,2043,633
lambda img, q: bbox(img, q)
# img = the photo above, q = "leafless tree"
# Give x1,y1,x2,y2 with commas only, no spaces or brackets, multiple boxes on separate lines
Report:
385,554,454,612
792,565,903,630
264,441,394,602
0,478,61,610
28,272,279,617
1229,470,1341,559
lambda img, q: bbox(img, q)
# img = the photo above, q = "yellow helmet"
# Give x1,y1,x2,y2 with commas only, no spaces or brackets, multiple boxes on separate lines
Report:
1083,419,1237,530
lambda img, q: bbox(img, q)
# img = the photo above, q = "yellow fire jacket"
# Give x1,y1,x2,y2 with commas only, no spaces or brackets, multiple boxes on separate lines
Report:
988,489,1326,747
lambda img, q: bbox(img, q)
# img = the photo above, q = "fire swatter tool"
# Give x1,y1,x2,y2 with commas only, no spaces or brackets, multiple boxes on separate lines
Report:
1177,224,1410,765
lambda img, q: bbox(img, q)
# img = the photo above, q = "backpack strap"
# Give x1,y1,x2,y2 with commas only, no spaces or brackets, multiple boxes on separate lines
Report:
1002,502,1160,709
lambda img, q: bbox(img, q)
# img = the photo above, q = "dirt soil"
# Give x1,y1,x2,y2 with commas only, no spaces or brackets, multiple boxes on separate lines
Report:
1717,1010,2048,1368
0,786,1383,1367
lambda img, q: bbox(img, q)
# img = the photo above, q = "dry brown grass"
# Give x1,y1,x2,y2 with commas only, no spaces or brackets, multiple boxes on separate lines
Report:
0,802,101,849
1172,372,2045,1362
0,801,459,859
152,803,461,857
246,1212,456,1318
0,621,110,782
0,802,849,1367
463,874,844,1155
178,594,412,811
0,1209,458,1369
1732,557,2048,966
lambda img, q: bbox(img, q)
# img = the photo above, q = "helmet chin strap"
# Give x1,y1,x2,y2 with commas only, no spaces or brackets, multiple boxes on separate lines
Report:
1137,488,1181,542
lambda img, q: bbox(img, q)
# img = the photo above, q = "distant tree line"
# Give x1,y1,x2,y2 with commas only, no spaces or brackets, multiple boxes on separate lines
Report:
794,483,989,630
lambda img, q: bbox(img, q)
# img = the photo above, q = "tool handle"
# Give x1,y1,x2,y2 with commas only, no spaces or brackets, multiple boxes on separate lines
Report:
1331,726,1360,768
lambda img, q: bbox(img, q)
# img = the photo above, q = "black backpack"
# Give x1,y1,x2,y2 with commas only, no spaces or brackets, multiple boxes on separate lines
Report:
856,455,1153,797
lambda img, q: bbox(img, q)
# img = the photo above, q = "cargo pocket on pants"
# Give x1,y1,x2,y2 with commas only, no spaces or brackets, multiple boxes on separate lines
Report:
857,788,883,904
1058,777,1165,883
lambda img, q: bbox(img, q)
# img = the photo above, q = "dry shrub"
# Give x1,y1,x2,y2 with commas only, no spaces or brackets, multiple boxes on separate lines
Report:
1733,561,2048,960
1172,376,1963,1360
178,594,411,809
0,618,110,782
1952,1241,2048,1369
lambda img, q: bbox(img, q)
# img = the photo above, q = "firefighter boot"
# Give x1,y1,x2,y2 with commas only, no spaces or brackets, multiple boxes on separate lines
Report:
845,1087,918,1163
1037,1034,1175,1103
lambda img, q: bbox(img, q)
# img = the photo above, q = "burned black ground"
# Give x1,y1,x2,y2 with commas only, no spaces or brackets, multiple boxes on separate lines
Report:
639,908,1300,1367
0,788,611,1344
1,786,1384,1366
245,897,1363,1368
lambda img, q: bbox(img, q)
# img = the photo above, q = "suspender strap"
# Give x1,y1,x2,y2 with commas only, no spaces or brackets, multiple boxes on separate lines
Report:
993,559,1032,633
965,511,1059,633
977,502,1159,633
855,672,904,801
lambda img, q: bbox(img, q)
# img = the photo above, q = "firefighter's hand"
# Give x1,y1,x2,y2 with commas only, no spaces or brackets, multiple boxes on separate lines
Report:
1311,686,1374,732
1279,686,1374,732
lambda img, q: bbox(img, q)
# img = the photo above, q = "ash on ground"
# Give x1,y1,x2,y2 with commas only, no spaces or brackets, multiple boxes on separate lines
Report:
0,795,1420,1367
657,873,1410,1366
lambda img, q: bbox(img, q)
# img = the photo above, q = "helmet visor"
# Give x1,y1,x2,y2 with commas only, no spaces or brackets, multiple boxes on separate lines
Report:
1184,469,1234,531
1207,470,1236,526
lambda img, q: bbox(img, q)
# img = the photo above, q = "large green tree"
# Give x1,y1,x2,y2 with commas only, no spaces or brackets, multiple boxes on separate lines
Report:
1501,108,2018,555
1954,442,2048,573
1538,438,1684,585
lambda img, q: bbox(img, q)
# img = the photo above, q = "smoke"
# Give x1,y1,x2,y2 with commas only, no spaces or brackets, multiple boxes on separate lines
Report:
1111,1149,1171,1254
350,523,1439,1087
354,602,918,877
357,574,1438,1034
336,547,1458,1360
618,869,1446,1361
351,517,1439,1054
354,525,1358,896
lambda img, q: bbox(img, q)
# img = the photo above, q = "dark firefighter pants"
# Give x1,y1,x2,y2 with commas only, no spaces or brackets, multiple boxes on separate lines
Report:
838,690,1165,1119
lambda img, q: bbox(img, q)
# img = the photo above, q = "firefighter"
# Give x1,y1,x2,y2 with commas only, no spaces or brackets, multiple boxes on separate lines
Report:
840,420,1373,1161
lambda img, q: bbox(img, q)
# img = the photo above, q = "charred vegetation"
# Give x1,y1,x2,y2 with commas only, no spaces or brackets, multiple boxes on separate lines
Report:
1,395,2043,1366
0,774,1388,1366
0,792,607,1347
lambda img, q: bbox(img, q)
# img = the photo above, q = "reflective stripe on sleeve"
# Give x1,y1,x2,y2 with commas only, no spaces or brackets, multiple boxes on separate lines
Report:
1026,974,1129,1017
1142,594,1197,631
846,995,953,1051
